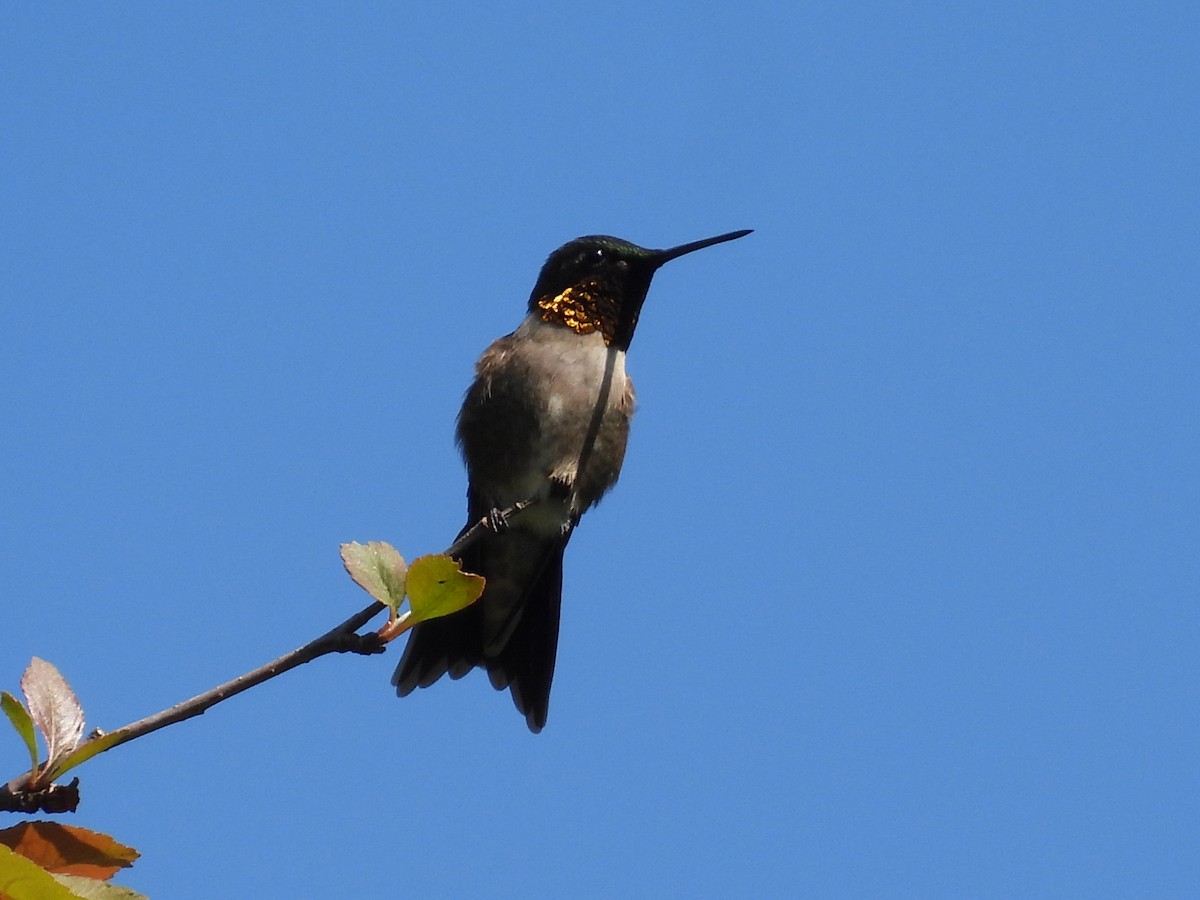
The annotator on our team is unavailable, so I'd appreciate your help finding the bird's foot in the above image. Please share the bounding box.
[486,506,511,533]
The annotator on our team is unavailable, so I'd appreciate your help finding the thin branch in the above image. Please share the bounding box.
[1,500,536,813]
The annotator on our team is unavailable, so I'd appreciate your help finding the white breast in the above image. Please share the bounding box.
[512,316,628,412]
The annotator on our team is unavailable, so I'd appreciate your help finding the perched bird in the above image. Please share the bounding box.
[393,229,752,731]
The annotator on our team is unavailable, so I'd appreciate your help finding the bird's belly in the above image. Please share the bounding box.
[461,319,633,531]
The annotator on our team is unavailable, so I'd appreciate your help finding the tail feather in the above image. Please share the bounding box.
[485,541,564,733]
[392,525,568,733]
[392,610,480,691]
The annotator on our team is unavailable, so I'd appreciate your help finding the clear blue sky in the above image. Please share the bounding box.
[3,4,1197,897]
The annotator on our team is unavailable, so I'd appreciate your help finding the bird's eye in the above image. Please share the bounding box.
[577,247,606,268]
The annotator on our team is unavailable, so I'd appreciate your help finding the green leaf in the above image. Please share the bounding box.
[0,843,82,900]
[340,542,408,614]
[44,731,127,783]
[2,691,39,777]
[406,555,485,624]
[52,874,146,899]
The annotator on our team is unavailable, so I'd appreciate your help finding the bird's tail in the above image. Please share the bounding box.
[392,526,567,733]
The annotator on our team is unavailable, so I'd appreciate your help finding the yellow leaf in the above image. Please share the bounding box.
[0,842,82,899]
[406,555,485,623]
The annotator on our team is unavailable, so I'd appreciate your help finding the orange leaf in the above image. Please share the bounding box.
[0,821,139,880]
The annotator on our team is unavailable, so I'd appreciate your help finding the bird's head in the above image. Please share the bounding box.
[527,229,752,350]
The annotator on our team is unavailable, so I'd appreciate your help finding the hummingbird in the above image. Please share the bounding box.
[392,228,752,732]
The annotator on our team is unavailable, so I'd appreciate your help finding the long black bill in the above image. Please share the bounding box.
[613,228,752,350]
[653,229,753,266]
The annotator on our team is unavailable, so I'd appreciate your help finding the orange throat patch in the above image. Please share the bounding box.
[534,280,621,345]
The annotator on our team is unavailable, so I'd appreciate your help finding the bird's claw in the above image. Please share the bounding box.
[487,507,511,532]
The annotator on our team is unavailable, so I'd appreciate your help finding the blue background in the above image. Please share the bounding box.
[3,4,1197,897]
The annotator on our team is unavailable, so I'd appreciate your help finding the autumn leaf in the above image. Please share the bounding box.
[0,822,139,880]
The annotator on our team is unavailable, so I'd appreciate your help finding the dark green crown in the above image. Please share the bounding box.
[527,230,752,349]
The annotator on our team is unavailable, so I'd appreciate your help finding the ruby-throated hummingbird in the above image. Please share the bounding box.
[393,228,752,732]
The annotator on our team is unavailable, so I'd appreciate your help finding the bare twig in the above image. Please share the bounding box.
[1,500,536,813]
